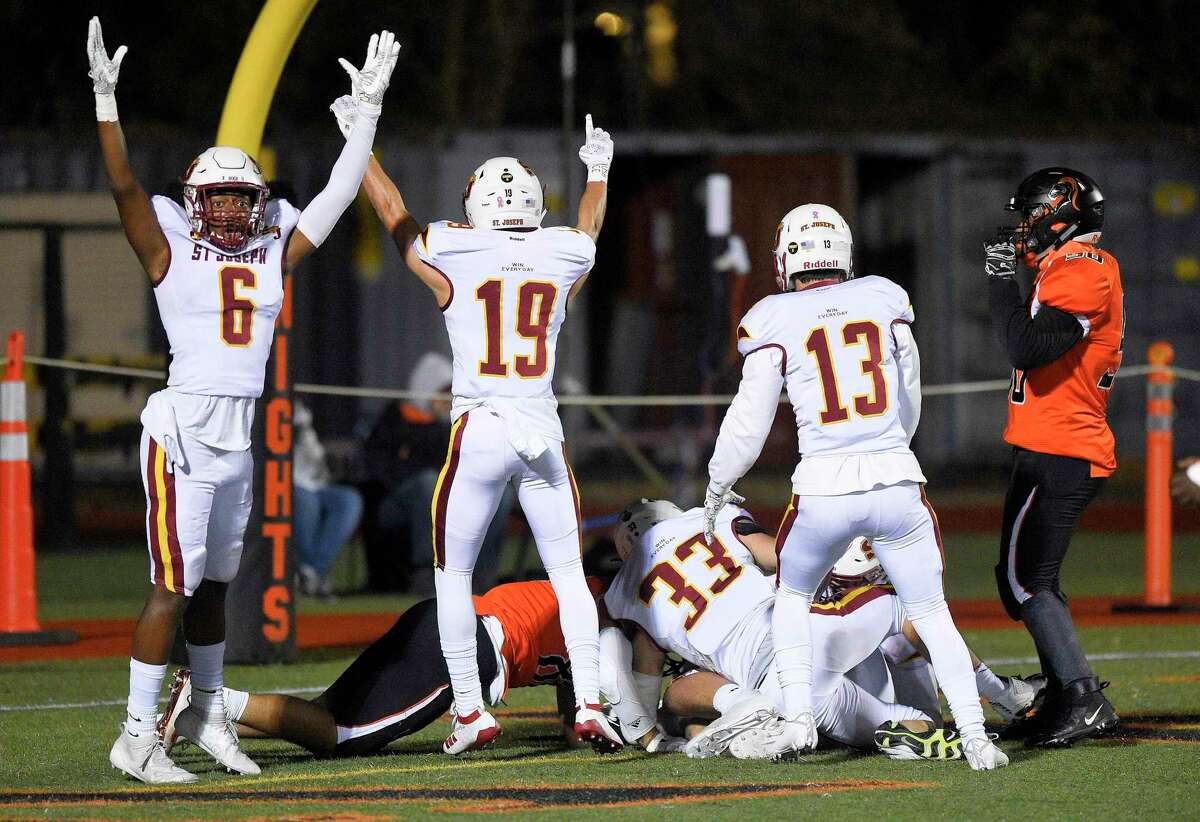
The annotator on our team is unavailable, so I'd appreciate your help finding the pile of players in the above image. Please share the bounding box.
[86,17,1123,784]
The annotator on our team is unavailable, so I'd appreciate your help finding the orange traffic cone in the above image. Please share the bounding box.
[1,331,75,646]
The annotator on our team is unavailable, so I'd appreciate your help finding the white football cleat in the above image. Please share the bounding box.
[990,674,1046,721]
[574,703,624,754]
[765,712,818,762]
[110,724,198,784]
[174,705,260,775]
[443,708,501,755]
[726,720,783,760]
[964,736,1010,770]
[157,668,192,753]
[685,692,778,759]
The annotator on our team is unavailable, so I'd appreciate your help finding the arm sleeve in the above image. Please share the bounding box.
[989,277,1085,371]
[295,105,380,248]
[708,347,785,493]
[892,322,921,444]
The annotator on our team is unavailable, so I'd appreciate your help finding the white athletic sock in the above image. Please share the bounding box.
[905,598,985,739]
[186,641,226,719]
[435,567,484,715]
[223,687,250,722]
[772,584,815,719]
[974,662,1007,703]
[545,554,600,705]
[713,683,744,715]
[126,658,167,736]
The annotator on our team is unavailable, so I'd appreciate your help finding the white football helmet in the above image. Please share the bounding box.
[772,203,853,291]
[181,146,269,252]
[828,537,885,589]
[462,156,546,229]
[613,499,684,560]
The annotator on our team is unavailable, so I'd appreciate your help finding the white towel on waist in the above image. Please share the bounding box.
[140,390,186,473]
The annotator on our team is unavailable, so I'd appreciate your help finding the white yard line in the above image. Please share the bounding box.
[0,686,324,714]
[3,649,1200,713]
[988,650,1200,666]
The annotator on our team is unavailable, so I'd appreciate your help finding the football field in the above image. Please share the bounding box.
[2,532,1198,820]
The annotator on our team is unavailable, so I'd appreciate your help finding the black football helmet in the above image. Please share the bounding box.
[999,168,1104,258]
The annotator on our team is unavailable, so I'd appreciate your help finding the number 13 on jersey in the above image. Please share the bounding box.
[476,279,558,378]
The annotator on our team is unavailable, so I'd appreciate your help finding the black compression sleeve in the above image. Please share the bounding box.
[988,277,1085,371]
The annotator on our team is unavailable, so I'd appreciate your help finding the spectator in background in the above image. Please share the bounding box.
[294,400,364,598]
[366,352,514,595]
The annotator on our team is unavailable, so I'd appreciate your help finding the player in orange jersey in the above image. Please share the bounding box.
[158,573,675,758]
[984,167,1122,748]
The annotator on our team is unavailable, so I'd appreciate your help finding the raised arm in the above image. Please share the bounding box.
[567,114,614,300]
[329,97,450,307]
[87,18,168,283]
[284,31,400,274]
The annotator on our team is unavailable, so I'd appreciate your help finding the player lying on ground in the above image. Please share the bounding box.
[703,203,1007,769]
[600,500,1041,761]
[160,577,684,758]
[88,16,398,784]
[330,93,621,755]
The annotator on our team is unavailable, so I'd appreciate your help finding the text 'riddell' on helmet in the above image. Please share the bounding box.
[772,203,854,291]
[999,167,1104,257]
[462,157,547,230]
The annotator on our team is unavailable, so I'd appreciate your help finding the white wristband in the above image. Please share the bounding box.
[586,163,610,183]
[95,92,118,122]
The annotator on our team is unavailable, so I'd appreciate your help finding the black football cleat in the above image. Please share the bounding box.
[1027,677,1119,748]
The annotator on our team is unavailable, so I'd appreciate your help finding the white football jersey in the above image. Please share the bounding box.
[605,506,775,686]
[414,221,595,441]
[151,196,296,398]
[735,276,925,493]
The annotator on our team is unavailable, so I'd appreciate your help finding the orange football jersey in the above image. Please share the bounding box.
[1004,240,1124,476]
[473,578,603,692]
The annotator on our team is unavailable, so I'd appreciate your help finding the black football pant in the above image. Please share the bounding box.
[313,598,497,757]
[996,447,1105,689]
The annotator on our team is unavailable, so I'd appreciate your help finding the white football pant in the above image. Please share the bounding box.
[773,481,986,739]
[432,410,600,714]
[139,429,252,597]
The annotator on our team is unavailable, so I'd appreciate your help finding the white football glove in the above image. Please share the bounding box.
[578,114,614,182]
[703,481,745,545]
[330,94,358,140]
[86,16,126,121]
[644,728,688,754]
[337,30,401,112]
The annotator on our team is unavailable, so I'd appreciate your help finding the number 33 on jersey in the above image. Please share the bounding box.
[149,195,295,397]
[414,220,595,403]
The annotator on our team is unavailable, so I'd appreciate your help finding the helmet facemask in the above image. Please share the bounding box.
[997,169,1104,265]
[181,147,270,253]
[184,184,268,253]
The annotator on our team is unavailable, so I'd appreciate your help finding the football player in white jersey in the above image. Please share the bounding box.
[703,204,1008,769]
[331,95,621,754]
[88,18,399,783]
[603,501,1041,760]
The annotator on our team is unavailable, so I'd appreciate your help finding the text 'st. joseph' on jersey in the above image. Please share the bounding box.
[150,196,297,398]
[414,221,595,442]
[1005,241,1124,476]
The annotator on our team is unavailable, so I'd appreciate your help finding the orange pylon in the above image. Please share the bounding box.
[1,331,75,645]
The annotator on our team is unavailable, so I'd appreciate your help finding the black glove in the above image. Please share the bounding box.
[984,241,1017,280]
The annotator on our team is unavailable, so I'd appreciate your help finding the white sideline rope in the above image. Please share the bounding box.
[16,355,1199,405]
